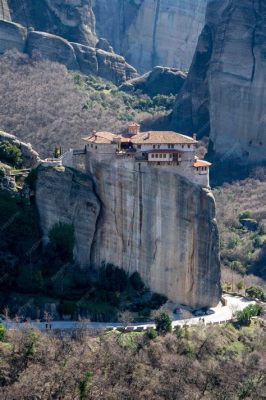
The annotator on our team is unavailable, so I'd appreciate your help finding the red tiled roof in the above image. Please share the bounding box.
[193,159,212,168]
[131,131,197,145]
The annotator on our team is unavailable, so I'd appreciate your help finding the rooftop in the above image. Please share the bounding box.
[193,159,212,168]
[131,131,197,145]
[83,130,197,145]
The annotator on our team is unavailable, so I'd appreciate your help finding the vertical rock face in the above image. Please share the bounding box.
[36,161,221,308]
[92,0,208,73]
[8,0,97,46]
[171,0,266,162]
[0,0,11,20]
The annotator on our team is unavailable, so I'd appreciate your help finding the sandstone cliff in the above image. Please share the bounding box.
[170,0,266,162]
[0,19,138,85]
[36,161,221,308]
[8,0,97,46]
[93,0,208,73]
[0,0,10,20]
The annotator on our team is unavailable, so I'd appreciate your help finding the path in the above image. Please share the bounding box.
[3,295,255,332]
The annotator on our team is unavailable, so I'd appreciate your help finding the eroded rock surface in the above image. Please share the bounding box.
[8,0,97,46]
[93,0,208,73]
[170,0,266,162]
[120,66,187,96]
[0,20,26,54]
[36,160,221,308]
[0,0,11,20]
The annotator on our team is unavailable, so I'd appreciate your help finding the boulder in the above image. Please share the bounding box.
[0,20,27,54]
[27,31,79,70]
[96,37,114,53]
[96,49,127,85]
[120,66,187,96]
[71,42,98,75]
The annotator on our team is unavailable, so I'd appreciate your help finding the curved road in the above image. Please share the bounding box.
[3,295,255,332]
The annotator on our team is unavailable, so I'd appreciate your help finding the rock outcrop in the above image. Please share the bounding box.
[170,0,266,162]
[8,0,97,47]
[92,0,208,73]
[36,160,221,308]
[0,20,138,85]
[0,20,26,54]
[120,66,187,96]
[0,0,11,21]
[27,31,79,70]
[0,130,40,167]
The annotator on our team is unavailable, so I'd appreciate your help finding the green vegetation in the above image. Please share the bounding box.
[0,324,7,341]
[155,312,172,334]
[236,304,263,327]
[245,286,265,301]
[0,323,264,398]
[49,222,75,262]
[0,141,22,168]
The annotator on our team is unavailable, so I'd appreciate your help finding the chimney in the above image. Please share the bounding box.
[128,122,140,136]
[193,133,197,141]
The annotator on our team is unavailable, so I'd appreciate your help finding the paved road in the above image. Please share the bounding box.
[3,295,255,332]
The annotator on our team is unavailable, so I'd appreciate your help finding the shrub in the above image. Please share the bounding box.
[25,168,38,190]
[230,261,246,275]
[49,222,75,262]
[0,324,7,341]
[145,327,158,340]
[99,264,128,292]
[155,312,172,334]
[0,141,22,167]
[239,211,253,220]
[236,304,263,326]
[245,286,265,301]
[129,271,145,291]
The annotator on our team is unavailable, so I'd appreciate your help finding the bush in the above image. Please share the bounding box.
[245,286,265,301]
[25,168,38,190]
[239,211,253,220]
[98,264,128,292]
[0,324,7,341]
[155,312,172,334]
[236,304,263,326]
[49,222,75,262]
[145,327,158,340]
[129,271,145,291]
[0,141,22,167]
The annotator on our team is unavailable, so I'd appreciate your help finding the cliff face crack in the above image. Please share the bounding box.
[251,0,260,81]
[88,173,103,267]
[152,0,161,67]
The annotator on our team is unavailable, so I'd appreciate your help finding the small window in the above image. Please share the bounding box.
[95,146,97,150]
[182,145,184,148]
[160,154,163,158]
[157,145,160,149]
[137,145,141,149]
[188,144,191,149]
[156,154,158,158]
[168,144,171,149]
[163,154,166,158]
[91,144,93,148]
[171,144,174,149]
[151,154,154,158]
[153,145,156,149]
[196,167,199,171]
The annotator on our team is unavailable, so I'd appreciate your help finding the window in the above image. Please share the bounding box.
[159,154,162,158]
[137,145,141,149]
[153,145,156,149]
[163,154,166,158]
[171,144,174,149]
[151,154,154,158]
[182,145,184,148]
[196,167,199,171]
[95,146,97,149]
[155,154,158,158]
[157,145,160,149]
[188,144,191,149]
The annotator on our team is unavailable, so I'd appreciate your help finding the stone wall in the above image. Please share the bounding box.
[36,160,221,308]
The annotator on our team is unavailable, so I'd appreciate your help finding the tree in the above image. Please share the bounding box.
[155,312,172,334]
[245,286,265,301]
[49,222,75,262]
[129,271,145,291]
[236,304,263,326]
[0,141,22,167]
[236,281,244,293]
